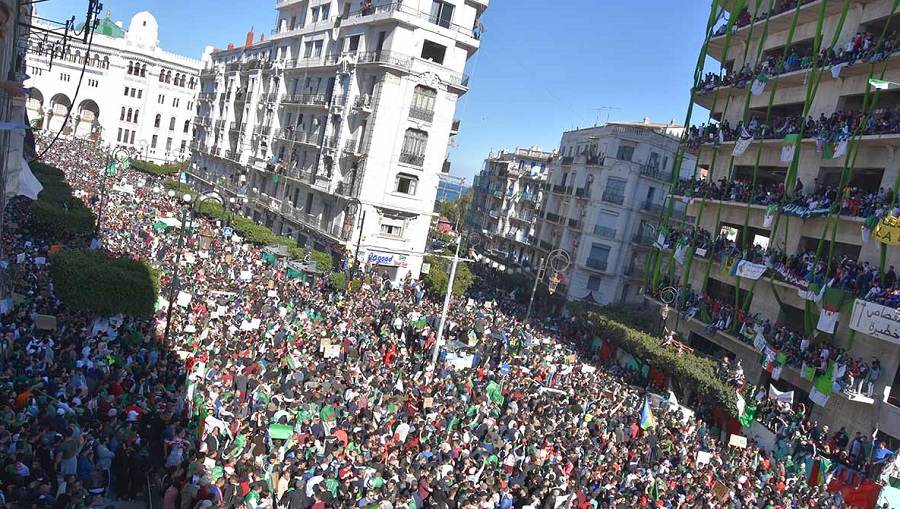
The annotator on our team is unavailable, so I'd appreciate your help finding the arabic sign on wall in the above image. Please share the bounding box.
[849,299,900,345]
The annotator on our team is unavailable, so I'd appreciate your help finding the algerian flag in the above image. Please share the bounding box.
[750,72,768,95]
[653,226,668,250]
[809,363,835,407]
[736,391,746,417]
[485,380,504,405]
[674,237,688,265]
[797,282,823,302]
[395,371,404,392]
[106,162,117,175]
[122,157,131,169]
[763,204,777,228]
[816,287,844,334]
[862,215,878,243]
[833,138,848,158]
[781,133,799,162]
[738,401,756,428]
[869,78,891,90]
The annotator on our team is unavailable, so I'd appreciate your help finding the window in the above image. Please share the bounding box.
[159,69,166,82]
[304,192,314,212]
[421,41,446,64]
[587,275,602,291]
[158,94,165,104]
[141,64,147,77]
[180,140,187,151]
[154,114,161,128]
[117,128,123,142]
[400,128,427,166]
[173,98,180,108]
[348,34,360,53]
[602,178,627,205]
[321,3,330,19]
[134,110,140,123]
[311,6,320,22]
[183,120,190,133]
[130,131,136,145]
[187,101,194,110]
[126,108,133,122]
[429,0,454,28]
[60,73,71,82]
[409,86,436,122]
[123,129,130,142]
[169,117,176,130]
[151,134,158,148]
[166,138,173,151]
[130,88,136,98]
[380,220,403,236]
[587,244,610,271]
[120,107,126,121]
[304,42,314,58]
[313,40,323,58]
[395,173,418,195]
[87,79,98,87]
[616,143,635,161]
[138,90,142,99]
[290,15,297,30]
[124,86,130,96]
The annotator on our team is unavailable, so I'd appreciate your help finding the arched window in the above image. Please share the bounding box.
[174,73,180,85]
[165,71,172,84]
[400,128,428,166]
[159,69,166,82]
[154,114,161,128]
[102,56,109,69]
[127,61,133,75]
[169,117,176,130]
[120,107,126,121]
[134,110,140,123]
[180,75,187,87]
[74,51,81,64]
[141,64,147,77]
[183,120,190,133]
[126,108,133,122]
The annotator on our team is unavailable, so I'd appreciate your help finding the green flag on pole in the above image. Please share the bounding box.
[106,162,117,175]
[869,78,891,90]
[738,403,757,428]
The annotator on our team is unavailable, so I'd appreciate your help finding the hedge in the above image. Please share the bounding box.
[30,163,95,241]
[567,302,737,415]
[130,159,186,176]
[163,179,331,269]
[50,249,160,316]
[327,272,347,290]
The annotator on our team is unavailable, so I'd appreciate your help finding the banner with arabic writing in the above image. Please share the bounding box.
[874,215,900,245]
[849,299,900,345]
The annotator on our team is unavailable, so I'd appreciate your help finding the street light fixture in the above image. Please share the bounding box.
[525,248,571,322]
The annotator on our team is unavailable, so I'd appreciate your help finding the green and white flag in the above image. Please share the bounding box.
[106,162,117,175]
[733,129,753,156]
[809,363,835,407]
[653,226,668,250]
[750,72,768,95]
[674,237,688,265]
[816,287,844,334]
[781,134,799,162]
[869,78,891,90]
[763,204,777,228]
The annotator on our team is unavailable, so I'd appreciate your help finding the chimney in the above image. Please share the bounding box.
[227,43,234,50]
[245,26,255,47]
[260,33,265,42]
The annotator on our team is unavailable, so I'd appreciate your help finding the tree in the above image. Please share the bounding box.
[423,252,473,297]
[438,187,474,226]
[50,249,159,316]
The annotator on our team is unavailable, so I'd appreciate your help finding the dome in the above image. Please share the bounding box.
[76,11,125,39]
[126,11,159,46]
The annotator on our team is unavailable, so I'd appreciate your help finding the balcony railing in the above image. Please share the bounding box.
[322,136,338,149]
[519,192,539,202]
[633,231,656,246]
[568,218,582,229]
[280,94,330,107]
[214,120,226,130]
[594,225,616,239]
[624,265,645,277]
[408,106,435,122]
[224,149,240,161]
[253,125,271,136]
[586,258,608,272]
[545,212,563,224]
[539,240,554,251]
[552,184,571,194]
[229,122,245,132]
[399,151,425,166]
[575,187,590,198]
[198,92,216,102]
[601,190,625,205]
[640,165,673,183]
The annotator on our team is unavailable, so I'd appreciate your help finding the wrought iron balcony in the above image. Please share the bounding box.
[399,151,425,167]
[586,258,608,272]
[601,190,625,205]
[594,225,616,239]
[408,106,435,122]
[640,165,673,183]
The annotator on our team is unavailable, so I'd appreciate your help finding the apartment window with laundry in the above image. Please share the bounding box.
[395,173,418,195]
[409,85,437,122]
[400,129,427,166]
[430,1,454,28]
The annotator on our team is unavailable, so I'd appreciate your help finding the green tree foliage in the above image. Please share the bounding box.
[568,302,737,415]
[438,187,473,226]
[50,249,159,316]
[30,163,95,242]
[423,252,473,297]
[327,272,347,290]
[308,250,334,271]
[130,159,184,176]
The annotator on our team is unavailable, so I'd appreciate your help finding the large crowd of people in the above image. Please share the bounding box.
[0,133,895,509]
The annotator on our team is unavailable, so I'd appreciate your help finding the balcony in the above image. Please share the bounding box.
[632,231,656,246]
[585,258,608,272]
[640,165,672,183]
[544,212,563,224]
[264,93,279,103]
[322,136,338,149]
[198,92,216,102]
[574,187,591,198]
[399,151,425,167]
[408,106,435,123]
[228,122,246,132]
[253,125,271,136]
[199,68,217,78]
[624,265,645,278]
[640,201,663,215]
[552,184,571,195]
[224,150,241,162]
[189,140,202,151]
[539,240,554,251]
[594,225,616,240]
[568,218,582,230]
[214,120,226,130]
[280,94,330,107]
[519,192,539,202]
[451,119,460,135]
[353,95,373,110]
[601,190,625,205]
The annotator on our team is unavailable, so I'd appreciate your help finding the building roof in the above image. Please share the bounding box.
[77,13,126,39]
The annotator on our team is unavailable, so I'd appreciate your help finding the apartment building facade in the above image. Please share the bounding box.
[25,11,202,163]
[670,0,900,440]
[536,120,693,305]
[471,147,553,269]
[187,0,486,281]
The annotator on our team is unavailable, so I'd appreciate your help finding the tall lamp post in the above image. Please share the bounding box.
[525,248,570,323]
[95,146,133,239]
[659,286,678,337]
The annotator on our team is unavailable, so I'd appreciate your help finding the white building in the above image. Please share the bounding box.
[471,147,554,267]
[187,0,487,281]
[535,119,695,305]
[24,10,202,163]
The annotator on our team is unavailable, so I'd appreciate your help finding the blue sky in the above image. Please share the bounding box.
[35,0,713,183]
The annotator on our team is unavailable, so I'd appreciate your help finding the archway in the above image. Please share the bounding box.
[47,93,72,134]
[76,99,100,138]
[26,88,44,129]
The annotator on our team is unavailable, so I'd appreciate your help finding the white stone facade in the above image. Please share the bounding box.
[24,11,201,163]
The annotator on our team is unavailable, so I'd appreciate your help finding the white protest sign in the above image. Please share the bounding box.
[849,298,900,345]
[176,291,192,307]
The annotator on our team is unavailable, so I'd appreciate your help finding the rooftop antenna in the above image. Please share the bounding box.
[593,106,621,126]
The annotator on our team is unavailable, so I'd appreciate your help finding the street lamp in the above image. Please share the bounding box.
[659,286,678,337]
[525,248,571,322]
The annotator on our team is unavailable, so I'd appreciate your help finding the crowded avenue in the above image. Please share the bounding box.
[1,134,898,509]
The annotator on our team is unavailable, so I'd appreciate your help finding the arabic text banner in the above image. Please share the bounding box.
[849,299,900,345]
